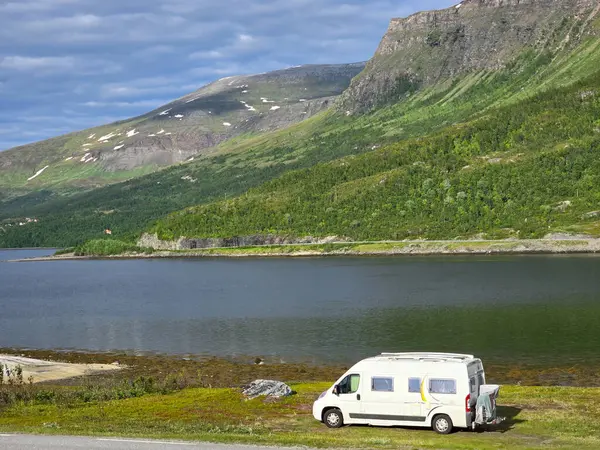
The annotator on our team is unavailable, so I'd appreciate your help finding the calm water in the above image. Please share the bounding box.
[1,250,600,366]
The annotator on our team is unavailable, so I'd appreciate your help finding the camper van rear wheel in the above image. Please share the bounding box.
[432,414,453,434]
[323,408,343,428]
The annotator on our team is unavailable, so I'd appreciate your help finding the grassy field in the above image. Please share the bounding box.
[1,351,600,449]
[1,382,599,448]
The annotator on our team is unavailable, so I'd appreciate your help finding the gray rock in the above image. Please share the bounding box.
[582,211,600,220]
[242,379,293,400]
[339,0,598,113]
[554,200,572,212]
[138,232,350,250]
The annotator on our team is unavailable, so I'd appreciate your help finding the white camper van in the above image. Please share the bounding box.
[313,352,499,434]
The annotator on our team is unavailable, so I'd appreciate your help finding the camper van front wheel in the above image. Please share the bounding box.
[432,414,453,434]
[323,409,343,428]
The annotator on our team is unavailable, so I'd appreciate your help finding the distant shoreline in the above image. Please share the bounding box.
[8,238,600,262]
[0,247,57,250]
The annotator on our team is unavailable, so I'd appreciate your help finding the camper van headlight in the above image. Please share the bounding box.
[318,391,327,400]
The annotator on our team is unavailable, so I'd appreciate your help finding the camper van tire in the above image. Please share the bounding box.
[432,414,454,434]
[323,408,344,428]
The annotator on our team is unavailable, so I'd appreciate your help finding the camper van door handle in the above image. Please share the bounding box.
[356,394,361,400]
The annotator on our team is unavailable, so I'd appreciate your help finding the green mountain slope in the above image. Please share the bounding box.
[2,0,600,248]
[151,72,600,242]
[0,63,364,200]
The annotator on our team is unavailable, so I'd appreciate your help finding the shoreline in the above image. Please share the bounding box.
[0,353,122,384]
[8,238,600,261]
[2,348,600,387]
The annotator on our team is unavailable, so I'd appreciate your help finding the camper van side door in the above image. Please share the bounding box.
[360,376,426,423]
[335,373,363,422]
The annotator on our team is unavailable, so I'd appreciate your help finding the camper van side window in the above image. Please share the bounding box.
[429,379,457,394]
[408,378,421,393]
[371,377,394,392]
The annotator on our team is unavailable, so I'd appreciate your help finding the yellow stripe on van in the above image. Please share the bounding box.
[420,378,427,403]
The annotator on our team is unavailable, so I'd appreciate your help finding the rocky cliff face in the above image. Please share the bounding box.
[341,0,600,112]
[138,232,348,250]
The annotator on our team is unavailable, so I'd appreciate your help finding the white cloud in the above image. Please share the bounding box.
[188,50,224,60]
[0,126,21,136]
[24,14,103,30]
[99,83,191,99]
[0,0,81,13]
[238,34,254,43]
[0,56,76,71]
[83,99,169,108]
[136,45,176,59]
[0,55,121,76]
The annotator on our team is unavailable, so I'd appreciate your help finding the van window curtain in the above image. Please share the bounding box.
[350,374,360,393]
[429,379,456,394]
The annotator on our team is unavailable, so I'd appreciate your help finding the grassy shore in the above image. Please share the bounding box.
[1,350,600,448]
[9,238,600,262]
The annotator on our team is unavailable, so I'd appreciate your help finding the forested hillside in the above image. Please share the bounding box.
[151,73,600,241]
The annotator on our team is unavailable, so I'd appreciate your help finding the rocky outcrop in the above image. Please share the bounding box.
[138,233,184,251]
[242,380,293,400]
[340,0,599,112]
[138,233,348,250]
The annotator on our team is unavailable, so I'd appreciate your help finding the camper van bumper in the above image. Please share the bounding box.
[466,411,474,428]
[312,399,324,422]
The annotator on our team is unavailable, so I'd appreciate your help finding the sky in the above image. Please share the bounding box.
[0,0,454,151]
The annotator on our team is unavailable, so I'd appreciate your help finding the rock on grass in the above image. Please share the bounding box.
[242,379,293,399]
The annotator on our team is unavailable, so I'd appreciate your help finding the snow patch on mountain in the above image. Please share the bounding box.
[28,166,49,181]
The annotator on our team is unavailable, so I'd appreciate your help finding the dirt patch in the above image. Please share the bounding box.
[0,354,122,383]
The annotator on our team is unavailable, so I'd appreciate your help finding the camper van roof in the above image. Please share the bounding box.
[372,352,476,363]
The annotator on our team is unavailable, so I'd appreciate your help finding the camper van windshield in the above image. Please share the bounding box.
[339,374,360,394]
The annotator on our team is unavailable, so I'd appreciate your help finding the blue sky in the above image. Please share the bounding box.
[0,0,454,151]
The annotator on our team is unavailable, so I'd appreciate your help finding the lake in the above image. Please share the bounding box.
[1,250,600,366]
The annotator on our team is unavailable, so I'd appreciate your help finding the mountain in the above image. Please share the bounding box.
[2,0,600,248]
[146,0,600,245]
[151,73,600,243]
[0,63,365,199]
[341,0,600,112]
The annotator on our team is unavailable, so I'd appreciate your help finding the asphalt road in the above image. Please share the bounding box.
[0,434,312,450]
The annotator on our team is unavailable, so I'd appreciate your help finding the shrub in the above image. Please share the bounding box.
[74,239,154,256]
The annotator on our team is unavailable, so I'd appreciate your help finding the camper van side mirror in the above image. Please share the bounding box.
[333,385,340,396]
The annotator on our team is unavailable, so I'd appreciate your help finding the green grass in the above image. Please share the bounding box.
[1,384,599,449]
[1,350,599,448]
